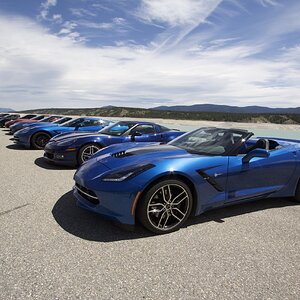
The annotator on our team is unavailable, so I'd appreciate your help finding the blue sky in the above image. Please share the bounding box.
[0,0,300,110]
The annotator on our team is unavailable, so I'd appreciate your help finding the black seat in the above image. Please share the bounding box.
[246,138,269,153]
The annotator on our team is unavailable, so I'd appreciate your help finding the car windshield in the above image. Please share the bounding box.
[98,121,136,136]
[32,115,45,120]
[169,127,252,155]
[59,118,83,127]
[21,114,36,119]
[38,116,52,122]
[53,117,72,124]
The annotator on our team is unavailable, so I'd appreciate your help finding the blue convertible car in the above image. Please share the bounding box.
[13,117,110,149]
[44,121,185,166]
[73,127,300,234]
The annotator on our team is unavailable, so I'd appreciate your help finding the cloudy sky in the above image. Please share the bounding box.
[0,0,300,110]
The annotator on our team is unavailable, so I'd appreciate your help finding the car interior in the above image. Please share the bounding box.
[239,138,282,154]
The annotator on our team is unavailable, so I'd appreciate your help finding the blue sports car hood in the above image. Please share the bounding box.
[52,131,97,142]
[92,144,192,170]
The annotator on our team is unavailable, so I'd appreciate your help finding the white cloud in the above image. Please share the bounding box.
[136,0,222,50]
[76,18,128,31]
[57,21,86,43]
[0,14,300,110]
[70,8,97,18]
[257,0,278,7]
[39,0,57,20]
[137,0,221,26]
[52,14,63,23]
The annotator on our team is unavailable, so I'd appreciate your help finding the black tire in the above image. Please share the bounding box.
[31,132,52,150]
[137,179,193,234]
[78,143,102,165]
[294,180,300,202]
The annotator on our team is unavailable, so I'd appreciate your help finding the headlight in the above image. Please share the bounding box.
[102,164,155,182]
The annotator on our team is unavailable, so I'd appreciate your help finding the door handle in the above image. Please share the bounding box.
[214,173,223,177]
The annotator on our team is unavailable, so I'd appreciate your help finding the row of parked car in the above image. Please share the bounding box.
[1,112,300,234]
[0,113,184,166]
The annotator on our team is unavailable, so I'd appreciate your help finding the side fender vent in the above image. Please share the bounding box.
[197,170,224,192]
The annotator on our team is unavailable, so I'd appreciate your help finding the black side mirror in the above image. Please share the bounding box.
[242,149,270,164]
[130,131,142,141]
[133,131,142,136]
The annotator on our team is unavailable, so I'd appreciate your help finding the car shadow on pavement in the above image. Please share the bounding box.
[34,157,76,170]
[52,191,299,242]
[187,197,298,226]
[52,191,153,242]
[2,129,12,135]
[6,144,28,150]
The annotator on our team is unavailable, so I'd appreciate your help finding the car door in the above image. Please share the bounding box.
[129,124,162,143]
[226,147,297,202]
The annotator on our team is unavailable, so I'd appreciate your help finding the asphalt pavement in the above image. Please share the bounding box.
[0,129,299,300]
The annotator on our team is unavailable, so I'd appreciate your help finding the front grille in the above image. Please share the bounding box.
[44,152,54,159]
[75,183,99,205]
[111,150,133,158]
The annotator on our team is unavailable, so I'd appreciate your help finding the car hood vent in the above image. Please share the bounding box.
[111,150,133,158]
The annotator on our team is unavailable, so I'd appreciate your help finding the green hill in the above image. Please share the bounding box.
[20,106,300,125]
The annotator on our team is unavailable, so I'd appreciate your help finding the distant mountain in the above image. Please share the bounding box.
[20,106,300,124]
[0,108,14,112]
[153,104,300,114]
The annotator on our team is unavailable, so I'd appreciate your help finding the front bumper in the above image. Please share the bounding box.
[73,165,143,226]
[10,126,24,134]
[13,133,30,148]
[44,143,78,166]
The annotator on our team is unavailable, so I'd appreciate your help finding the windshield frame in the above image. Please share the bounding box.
[168,127,253,156]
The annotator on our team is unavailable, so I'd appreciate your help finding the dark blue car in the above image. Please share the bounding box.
[73,127,300,234]
[14,117,110,149]
[44,121,185,166]
[0,114,20,127]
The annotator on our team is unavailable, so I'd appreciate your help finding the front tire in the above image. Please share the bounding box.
[78,143,102,165]
[137,179,193,234]
[31,132,51,150]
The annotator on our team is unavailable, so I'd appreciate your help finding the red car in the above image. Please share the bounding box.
[5,114,45,128]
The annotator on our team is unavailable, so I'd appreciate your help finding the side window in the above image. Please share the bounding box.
[131,125,155,135]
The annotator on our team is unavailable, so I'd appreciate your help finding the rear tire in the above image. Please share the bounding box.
[78,143,102,165]
[31,132,51,150]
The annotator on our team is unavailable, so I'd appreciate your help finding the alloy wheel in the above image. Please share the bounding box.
[146,183,190,231]
[81,145,101,162]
